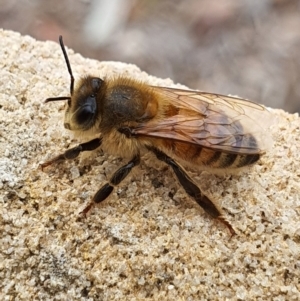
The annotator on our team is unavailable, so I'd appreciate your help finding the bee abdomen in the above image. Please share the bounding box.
[233,153,260,168]
[204,151,260,168]
[160,140,260,169]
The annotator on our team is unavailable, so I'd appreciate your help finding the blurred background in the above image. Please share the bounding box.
[1,0,300,112]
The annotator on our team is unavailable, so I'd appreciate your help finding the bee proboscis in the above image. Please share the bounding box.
[41,36,273,235]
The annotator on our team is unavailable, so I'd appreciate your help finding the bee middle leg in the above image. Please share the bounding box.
[81,154,140,215]
[40,138,102,170]
[148,147,235,235]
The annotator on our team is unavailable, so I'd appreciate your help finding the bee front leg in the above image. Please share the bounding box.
[40,138,102,170]
[148,147,236,236]
[81,154,140,215]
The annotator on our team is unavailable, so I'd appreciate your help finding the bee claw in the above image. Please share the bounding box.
[80,203,93,217]
[217,216,237,237]
[39,161,52,171]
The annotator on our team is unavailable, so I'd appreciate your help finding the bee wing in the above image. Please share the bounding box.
[133,87,274,154]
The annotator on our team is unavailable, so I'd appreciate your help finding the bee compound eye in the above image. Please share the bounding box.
[76,106,95,124]
[76,95,97,125]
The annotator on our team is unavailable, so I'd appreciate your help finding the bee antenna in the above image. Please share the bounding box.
[59,35,74,96]
[45,96,71,103]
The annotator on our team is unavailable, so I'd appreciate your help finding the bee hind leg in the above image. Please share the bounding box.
[148,146,236,236]
[81,154,140,215]
[40,138,102,170]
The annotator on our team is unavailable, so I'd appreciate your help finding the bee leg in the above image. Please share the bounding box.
[81,154,140,215]
[149,147,236,236]
[40,138,102,170]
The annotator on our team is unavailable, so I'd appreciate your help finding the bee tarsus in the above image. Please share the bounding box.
[40,138,102,170]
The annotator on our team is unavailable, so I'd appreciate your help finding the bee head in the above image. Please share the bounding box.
[45,36,104,132]
[63,75,104,132]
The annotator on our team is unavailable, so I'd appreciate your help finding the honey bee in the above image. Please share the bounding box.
[41,36,273,235]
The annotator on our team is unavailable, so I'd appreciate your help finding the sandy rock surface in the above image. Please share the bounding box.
[0,30,300,300]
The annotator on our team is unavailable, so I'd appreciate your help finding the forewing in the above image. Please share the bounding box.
[133,87,274,154]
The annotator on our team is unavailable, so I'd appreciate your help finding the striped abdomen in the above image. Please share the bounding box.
[160,139,260,169]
